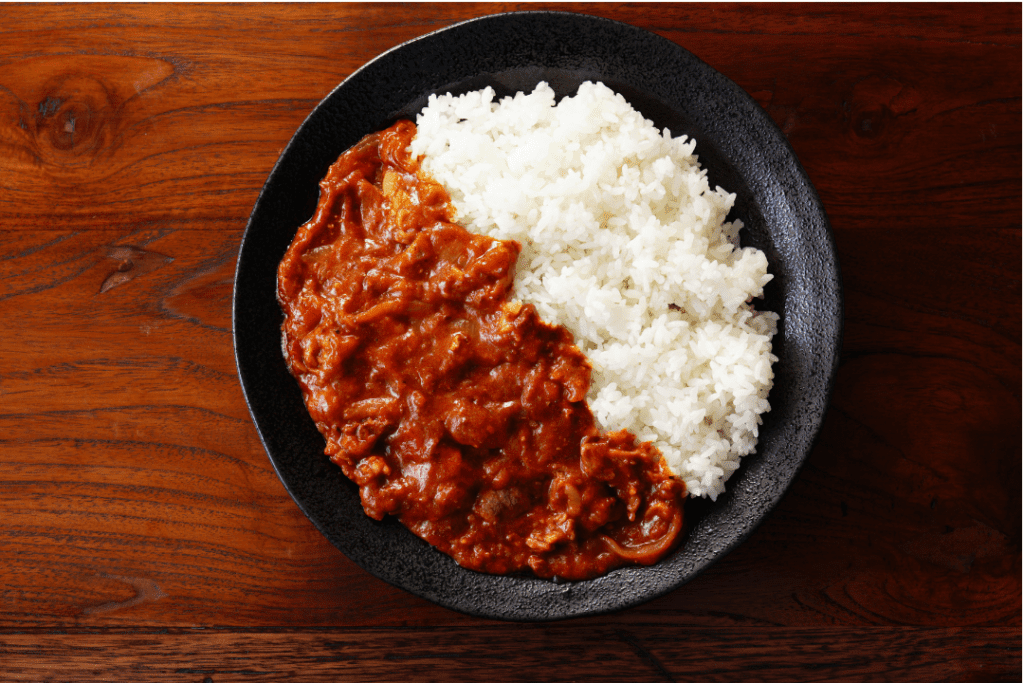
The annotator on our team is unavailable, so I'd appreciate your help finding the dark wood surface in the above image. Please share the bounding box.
[1,3,1019,680]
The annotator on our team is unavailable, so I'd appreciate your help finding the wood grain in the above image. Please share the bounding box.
[0,3,1019,680]
[0,627,1018,682]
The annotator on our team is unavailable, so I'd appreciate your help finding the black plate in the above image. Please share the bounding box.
[233,11,842,621]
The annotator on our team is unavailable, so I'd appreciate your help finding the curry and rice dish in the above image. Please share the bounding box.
[277,82,777,580]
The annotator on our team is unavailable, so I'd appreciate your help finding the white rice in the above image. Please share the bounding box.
[409,81,778,500]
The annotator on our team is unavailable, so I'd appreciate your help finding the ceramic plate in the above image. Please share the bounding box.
[233,11,842,621]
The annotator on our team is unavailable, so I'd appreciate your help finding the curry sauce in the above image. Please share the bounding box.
[277,121,686,579]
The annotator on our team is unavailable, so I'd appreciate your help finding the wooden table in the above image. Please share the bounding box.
[1,3,1019,680]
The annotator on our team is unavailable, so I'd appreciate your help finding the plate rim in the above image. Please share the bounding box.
[233,9,843,621]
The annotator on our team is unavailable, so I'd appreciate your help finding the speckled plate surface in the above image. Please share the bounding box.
[233,11,842,621]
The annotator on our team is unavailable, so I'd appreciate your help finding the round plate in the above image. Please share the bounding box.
[233,11,842,621]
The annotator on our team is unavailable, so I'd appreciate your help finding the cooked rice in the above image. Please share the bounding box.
[409,81,777,499]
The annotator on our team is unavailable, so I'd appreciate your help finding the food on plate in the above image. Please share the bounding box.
[277,81,776,579]
[278,120,686,580]
[411,82,777,499]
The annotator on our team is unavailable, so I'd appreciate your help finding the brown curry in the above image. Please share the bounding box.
[277,120,686,580]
